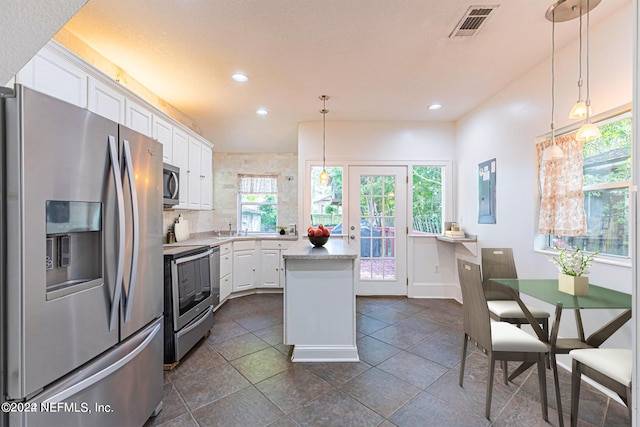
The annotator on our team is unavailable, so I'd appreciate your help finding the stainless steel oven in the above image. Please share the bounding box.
[163,163,180,206]
[163,245,219,364]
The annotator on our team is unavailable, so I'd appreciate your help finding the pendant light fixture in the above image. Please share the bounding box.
[318,95,330,185]
[542,7,564,161]
[575,0,601,141]
[568,4,590,119]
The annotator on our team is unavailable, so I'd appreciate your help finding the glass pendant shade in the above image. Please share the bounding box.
[542,142,564,161]
[568,101,590,119]
[575,122,601,141]
[319,169,330,185]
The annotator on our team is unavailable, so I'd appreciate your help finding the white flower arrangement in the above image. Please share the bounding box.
[547,247,598,277]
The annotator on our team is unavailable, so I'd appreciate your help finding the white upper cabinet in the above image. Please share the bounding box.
[88,76,126,123]
[16,46,87,108]
[125,99,153,137]
[172,128,189,209]
[200,143,213,210]
[187,136,203,210]
[152,115,173,163]
[14,41,214,210]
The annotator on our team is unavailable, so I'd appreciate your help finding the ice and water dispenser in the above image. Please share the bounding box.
[45,201,102,299]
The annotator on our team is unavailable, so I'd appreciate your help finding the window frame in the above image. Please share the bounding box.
[237,175,279,234]
[536,105,632,262]
[303,160,452,238]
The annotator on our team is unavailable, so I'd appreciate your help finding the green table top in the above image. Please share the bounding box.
[490,279,631,310]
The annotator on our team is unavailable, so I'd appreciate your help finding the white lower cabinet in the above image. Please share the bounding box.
[231,239,293,292]
[232,241,258,292]
[260,240,293,288]
[219,243,233,301]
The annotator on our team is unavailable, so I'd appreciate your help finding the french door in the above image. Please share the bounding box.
[348,166,407,295]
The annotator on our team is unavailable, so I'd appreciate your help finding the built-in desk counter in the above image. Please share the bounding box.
[283,238,359,362]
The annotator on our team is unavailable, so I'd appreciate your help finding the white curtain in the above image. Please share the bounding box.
[237,174,278,194]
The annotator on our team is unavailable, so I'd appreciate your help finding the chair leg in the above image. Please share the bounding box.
[502,361,508,384]
[551,354,564,427]
[459,334,468,387]
[570,359,581,427]
[486,355,495,420]
[537,354,548,422]
[625,387,632,424]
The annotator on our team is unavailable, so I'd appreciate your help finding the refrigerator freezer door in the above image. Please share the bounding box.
[119,125,163,340]
[5,87,120,400]
[11,319,163,427]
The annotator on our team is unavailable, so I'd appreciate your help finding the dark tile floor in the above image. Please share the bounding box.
[145,294,629,427]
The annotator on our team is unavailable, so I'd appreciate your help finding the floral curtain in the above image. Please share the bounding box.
[537,132,586,236]
[237,174,278,194]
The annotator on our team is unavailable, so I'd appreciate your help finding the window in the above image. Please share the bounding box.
[309,166,343,231]
[411,166,443,234]
[238,175,278,233]
[548,111,631,257]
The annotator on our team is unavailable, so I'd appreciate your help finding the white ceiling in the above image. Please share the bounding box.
[61,0,629,153]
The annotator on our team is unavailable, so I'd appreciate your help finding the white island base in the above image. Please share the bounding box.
[283,238,359,362]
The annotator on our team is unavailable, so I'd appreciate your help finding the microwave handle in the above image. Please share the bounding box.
[122,139,139,323]
[108,136,125,332]
[169,171,179,199]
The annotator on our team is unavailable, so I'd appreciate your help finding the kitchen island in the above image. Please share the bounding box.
[283,238,359,362]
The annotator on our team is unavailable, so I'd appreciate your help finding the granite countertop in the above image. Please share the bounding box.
[283,237,358,260]
[163,233,298,249]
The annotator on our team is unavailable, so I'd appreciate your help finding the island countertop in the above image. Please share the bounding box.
[283,237,358,260]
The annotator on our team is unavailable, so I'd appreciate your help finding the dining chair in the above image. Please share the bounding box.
[457,259,549,421]
[569,348,632,427]
[481,248,551,336]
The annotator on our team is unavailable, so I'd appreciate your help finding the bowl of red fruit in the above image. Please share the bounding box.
[307,224,330,247]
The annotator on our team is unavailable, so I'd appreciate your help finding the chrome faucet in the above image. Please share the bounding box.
[228,220,232,236]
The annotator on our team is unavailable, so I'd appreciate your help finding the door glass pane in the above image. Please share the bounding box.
[359,174,396,281]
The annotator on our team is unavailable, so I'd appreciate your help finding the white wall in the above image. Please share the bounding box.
[297,120,462,297]
[456,4,633,350]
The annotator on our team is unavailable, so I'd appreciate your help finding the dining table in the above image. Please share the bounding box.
[490,278,631,427]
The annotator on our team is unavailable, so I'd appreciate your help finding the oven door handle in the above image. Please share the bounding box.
[122,139,139,323]
[108,135,125,332]
[174,248,214,265]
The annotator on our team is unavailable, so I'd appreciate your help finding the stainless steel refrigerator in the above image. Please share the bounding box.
[0,85,164,426]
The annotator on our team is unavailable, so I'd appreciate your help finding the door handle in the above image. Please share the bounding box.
[350,235,355,240]
[108,136,124,332]
[122,139,139,323]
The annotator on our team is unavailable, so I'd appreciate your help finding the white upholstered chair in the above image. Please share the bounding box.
[569,348,632,427]
[457,259,549,421]
[481,248,551,337]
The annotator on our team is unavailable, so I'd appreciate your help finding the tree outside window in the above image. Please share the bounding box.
[412,166,443,234]
[550,111,631,257]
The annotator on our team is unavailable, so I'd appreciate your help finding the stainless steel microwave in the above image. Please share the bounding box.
[163,163,180,206]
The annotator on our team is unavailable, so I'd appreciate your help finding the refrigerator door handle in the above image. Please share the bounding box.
[122,139,139,323]
[40,322,162,404]
[108,135,125,331]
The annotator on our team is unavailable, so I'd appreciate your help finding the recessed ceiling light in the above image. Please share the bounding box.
[256,108,268,115]
[428,103,442,110]
[232,73,249,82]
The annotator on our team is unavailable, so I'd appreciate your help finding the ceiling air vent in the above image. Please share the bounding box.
[449,5,499,38]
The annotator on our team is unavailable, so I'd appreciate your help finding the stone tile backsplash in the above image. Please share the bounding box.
[163,152,298,239]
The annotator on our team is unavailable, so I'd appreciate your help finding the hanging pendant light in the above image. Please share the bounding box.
[318,95,330,185]
[575,0,601,141]
[542,7,564,161]
[568,4,591,119]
